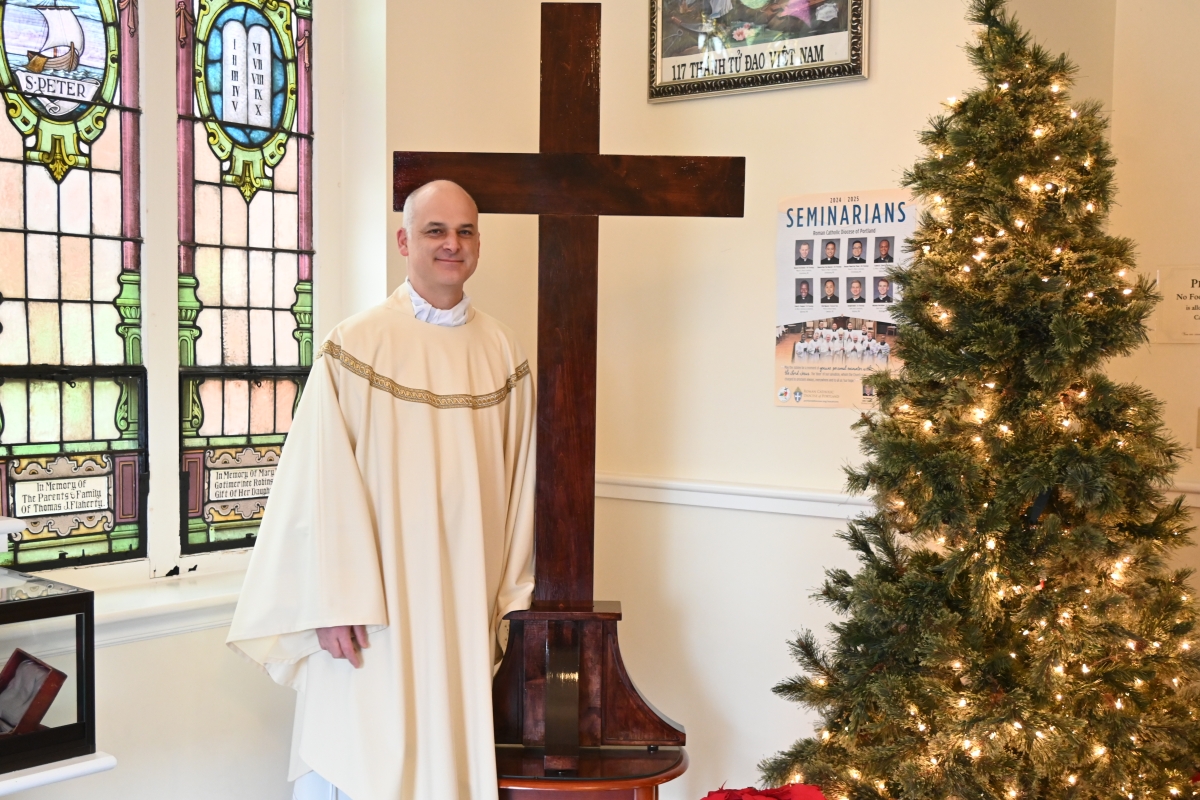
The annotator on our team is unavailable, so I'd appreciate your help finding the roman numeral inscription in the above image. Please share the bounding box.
[221,22,273,128]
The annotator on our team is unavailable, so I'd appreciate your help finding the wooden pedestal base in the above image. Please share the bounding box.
[493,602,685,764]
[497,746,687,799]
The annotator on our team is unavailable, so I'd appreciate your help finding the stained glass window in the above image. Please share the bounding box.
[0,0,145,569]
[177,0,312,553]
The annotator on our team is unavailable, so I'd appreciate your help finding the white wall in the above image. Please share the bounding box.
[1006,0,1116,111]
[1007,0,1200,488]
[315,0,390,337]
[1106,0,1200,485]
[20,2,1200,799]
[22,628,294,800]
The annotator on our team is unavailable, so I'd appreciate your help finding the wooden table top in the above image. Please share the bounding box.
[496,746,687,790]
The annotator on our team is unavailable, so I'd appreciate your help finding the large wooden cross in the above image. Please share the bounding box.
[395,4,744,794]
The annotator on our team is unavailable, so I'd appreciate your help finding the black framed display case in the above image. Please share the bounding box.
[0,569,95,774]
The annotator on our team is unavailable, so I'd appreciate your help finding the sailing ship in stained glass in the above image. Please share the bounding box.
[0,0,145,568]
[177,0,313,553]
[22,2,85,74]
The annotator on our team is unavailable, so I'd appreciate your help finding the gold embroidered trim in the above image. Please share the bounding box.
[318,340,530,410]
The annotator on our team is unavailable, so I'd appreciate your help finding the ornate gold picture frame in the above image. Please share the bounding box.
[649,0,868,102]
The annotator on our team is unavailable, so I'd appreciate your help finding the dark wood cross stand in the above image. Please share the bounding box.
[394,5,745,798]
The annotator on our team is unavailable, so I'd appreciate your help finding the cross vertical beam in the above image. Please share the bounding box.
[535,4,602,606]
[540,3,600,156]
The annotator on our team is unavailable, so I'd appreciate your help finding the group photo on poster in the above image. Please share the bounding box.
[775,189,916,408]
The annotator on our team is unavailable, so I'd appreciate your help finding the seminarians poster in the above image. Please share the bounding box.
[775,188,917,408]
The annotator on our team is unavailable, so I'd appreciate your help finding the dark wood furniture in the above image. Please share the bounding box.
[498,746,688,800]
[0,571,95,774]
[394,4,745,796]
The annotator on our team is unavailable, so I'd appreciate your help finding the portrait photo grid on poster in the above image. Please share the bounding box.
[775,189,917,408]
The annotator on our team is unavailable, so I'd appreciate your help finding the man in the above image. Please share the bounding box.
[228,181,536,800]
[876,238,894,263]
[821,279,839,303]
[795,279,813,304]
[874,278,894,303]
[795,241,813,265]
[847,279,865,303]
[821,241,839,265]
[847,336,862,362]
[847,240,866,264]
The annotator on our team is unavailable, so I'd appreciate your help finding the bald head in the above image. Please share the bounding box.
[397,180,481,310]
[402,180,478,234]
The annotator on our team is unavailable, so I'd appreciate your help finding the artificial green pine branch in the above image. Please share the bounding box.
[762,2,1200,799]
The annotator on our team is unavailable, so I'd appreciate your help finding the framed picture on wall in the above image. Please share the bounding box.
[649,0,868,102]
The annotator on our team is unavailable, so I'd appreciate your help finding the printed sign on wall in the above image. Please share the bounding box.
[1150,267,1200,344]
[775,188,917,408]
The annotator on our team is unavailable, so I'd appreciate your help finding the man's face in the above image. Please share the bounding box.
[877,280,890,296]
[879,239,891,257]
[799,282,809,297]
[397,183,480,297]
[824,280,836,295]
[825,242,836,258]
[850,281,862,297]
[852,242,863,257]
[799,243,810,259]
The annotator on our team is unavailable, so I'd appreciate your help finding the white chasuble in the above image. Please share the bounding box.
[228,288,536,800]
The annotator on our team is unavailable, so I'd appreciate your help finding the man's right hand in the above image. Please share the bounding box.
[316,625,370,668]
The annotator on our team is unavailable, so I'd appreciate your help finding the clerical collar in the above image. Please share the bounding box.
[403,280,471,327]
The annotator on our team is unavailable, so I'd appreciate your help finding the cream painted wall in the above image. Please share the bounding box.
[594,502,855,797]
[1006,0,1117,110]
[21,628,294,800]
[1005,0,1200,487]
[1106,0,1200,484]
[313,0,390,338]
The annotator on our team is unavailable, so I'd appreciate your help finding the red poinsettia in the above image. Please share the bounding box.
[703,784,828,800]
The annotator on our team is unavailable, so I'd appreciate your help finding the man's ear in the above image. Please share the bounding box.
[397,228,410,257]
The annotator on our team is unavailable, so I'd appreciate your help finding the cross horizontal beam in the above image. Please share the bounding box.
[393,152,745,218]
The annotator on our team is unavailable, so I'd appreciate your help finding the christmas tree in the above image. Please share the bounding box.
[761,3,1200,800]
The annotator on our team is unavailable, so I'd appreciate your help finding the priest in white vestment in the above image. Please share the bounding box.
[228,181,536,800]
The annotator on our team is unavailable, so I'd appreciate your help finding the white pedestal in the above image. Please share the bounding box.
[0,752,116,796]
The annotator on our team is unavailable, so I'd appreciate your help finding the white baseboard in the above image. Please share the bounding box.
[598,473,1200,516]
[0,752,116,796]
[595,472,872,520]
[1174,482,1200,509]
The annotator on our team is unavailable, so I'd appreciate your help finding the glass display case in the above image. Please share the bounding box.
[0,568,94,773]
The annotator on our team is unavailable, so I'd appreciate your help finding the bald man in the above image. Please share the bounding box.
[230,181,536,800]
